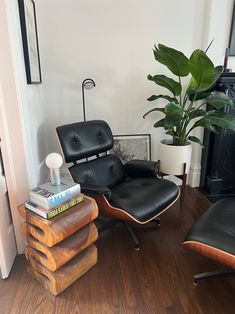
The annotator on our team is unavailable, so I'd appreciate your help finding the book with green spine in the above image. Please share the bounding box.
[25,194,84,219]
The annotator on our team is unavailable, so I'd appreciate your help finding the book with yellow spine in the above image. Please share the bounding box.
[25,194,84,219]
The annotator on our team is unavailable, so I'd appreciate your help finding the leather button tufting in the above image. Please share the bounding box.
[72,136,79,144]
[56,121,114,162]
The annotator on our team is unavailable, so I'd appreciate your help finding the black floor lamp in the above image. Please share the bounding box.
[82,78,96,121]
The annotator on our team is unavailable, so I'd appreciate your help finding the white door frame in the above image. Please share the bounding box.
[0,133,17,278]
[0,0,30,254]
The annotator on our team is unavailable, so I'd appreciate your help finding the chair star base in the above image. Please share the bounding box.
[193,269,235,285]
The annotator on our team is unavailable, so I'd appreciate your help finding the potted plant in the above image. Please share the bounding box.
[144,44,235,175]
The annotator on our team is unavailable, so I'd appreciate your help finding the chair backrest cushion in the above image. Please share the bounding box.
[56,120,113,163]
[69,154,127,187]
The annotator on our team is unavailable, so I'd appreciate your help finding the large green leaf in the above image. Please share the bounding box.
[187,67,222,95]
[188,136,204,146]
[143,107,165,119]
[207,91,234,109]
[163,102,182,129]
[148,74,181,96]
[147,94,177,102]
[188,108,207,119]
[154,118,165,128]
[166,130,177,137]
[164,112,182,129]
[189,49,213,84]
[204,125,219,133]
[153,44,189,77]
[188,90,212,101]
[194,111,235,131]
[187,49,223,93]
[165,102,182,113]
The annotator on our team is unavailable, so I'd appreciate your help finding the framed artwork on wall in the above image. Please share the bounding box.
[18,0,42,84]
[110,134,151,164]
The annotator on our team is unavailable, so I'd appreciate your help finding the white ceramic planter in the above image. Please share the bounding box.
[158,139,192,176]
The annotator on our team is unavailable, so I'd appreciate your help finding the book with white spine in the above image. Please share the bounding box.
[30,180,80,210]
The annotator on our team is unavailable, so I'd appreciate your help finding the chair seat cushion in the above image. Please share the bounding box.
[184,198,235,268]
[109,177,179,223]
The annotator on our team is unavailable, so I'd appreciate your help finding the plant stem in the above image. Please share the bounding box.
[179,76,182,107]
[185,124,196,140]
[182,94,188,110]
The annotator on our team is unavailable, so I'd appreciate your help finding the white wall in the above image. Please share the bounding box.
[205,0,234,67]
[8,0,235,189]
[33,0,208,184]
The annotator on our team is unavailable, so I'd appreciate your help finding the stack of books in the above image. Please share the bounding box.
[25,180,83,219]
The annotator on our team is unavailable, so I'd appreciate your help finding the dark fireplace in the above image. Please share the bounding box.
[200,72,235,202]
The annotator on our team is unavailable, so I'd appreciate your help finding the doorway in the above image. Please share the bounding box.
[0,0,31,277]
[0,137,17,278]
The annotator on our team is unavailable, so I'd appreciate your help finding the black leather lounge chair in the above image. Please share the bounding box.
[184,198,235,284]
[56,120,179,249]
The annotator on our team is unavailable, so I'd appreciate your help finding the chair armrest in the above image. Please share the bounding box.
[80,183,112,200]
[124,159,158,178]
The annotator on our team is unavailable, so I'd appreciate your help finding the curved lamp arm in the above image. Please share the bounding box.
[82,78,96,121]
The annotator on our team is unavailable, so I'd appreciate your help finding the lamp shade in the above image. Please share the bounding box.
[45,153,63,186]
[45,153,63,169]
[82,78,95,90]
[81,78,96,121]
[84,81,95,89]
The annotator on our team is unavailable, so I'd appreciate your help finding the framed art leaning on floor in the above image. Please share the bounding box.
[110,134,151,163]
[18,0,42,84]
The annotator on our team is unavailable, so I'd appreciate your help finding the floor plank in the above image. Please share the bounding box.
[1,186,235,314]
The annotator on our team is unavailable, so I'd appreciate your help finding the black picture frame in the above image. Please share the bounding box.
[18,0,42,84]
[110,134,151,164]
[229,4,235,56]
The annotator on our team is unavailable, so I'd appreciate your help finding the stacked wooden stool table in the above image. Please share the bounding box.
[18,195,98,296]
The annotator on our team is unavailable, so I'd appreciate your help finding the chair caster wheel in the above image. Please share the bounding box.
[135,246,140,251]
[193,280,198,286]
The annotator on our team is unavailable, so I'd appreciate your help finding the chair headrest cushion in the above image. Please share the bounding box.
[56,120,114,162]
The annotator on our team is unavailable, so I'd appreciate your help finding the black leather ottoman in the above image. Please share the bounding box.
[183,198,235,284]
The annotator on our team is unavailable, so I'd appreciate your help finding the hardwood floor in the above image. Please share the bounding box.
[1,186,235,314]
